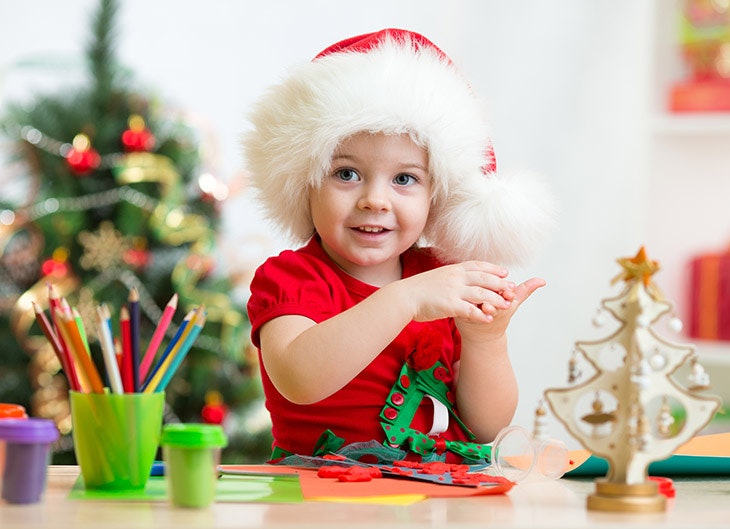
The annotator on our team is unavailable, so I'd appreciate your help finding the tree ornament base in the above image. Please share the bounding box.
[587,480,665,513]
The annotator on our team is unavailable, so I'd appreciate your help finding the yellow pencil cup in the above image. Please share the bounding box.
[70,391,164,490]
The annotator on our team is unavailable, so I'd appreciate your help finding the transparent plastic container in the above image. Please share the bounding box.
[490,425,569,482]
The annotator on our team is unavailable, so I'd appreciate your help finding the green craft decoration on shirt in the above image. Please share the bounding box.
[271,329,492,464]
[379,350,491,463]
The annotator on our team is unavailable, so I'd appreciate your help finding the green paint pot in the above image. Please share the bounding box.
[161,423,227,508]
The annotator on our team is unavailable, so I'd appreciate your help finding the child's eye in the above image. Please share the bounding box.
[335,168,360,182]
[393,173,417,186]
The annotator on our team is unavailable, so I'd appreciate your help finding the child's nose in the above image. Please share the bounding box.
[357,183,391,211]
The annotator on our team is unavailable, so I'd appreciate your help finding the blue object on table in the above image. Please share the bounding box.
[150,461,165,476]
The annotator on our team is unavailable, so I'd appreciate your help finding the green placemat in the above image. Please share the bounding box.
[566,454,730,478]
[69,474,304,503]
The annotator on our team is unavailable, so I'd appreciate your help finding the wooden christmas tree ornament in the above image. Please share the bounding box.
[544,247,721,512]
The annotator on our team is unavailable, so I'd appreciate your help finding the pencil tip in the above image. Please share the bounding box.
[129,287,139,302]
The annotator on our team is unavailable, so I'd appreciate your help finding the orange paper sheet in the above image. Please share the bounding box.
[227,465,513,499]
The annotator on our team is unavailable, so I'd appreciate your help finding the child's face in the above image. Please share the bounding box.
[310,132,431,285]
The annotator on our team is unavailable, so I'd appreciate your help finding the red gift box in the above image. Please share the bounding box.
[669,81,730,113]
[688,251,730,341]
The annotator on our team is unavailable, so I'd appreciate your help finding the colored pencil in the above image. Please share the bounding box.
[154,313,206,393]
[140,308,194,391]
[47,284,81,391]
[119,306,134,393]
[32,302,75,388]
[53,308,90,393]
[73,307,90,352]
[35,287,203,396]
[139,293,177,381]
[55,308,105,394]
[60,297,72,318]
[114,337,123,374]
[96,304,124,394]
[143,306,202,393]
[128,287,141,392]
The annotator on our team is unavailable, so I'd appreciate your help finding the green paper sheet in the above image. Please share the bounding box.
[68,474,304,503]
[566,454,730,478]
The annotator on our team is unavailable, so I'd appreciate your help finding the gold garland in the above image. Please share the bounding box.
[113,152,245,356]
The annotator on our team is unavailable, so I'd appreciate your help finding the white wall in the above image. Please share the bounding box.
[6,1,722,449]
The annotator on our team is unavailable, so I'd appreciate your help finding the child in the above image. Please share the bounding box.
[244,29,554,463]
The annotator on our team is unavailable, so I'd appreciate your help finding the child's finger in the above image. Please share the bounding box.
[462,261,509,278]
[513,277,547,305]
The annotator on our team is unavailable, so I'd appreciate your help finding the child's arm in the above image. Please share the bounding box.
[454,277,546,442]
[258,286,413,404]
[258,261,515,404]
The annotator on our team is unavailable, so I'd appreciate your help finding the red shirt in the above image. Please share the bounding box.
[247,237,470,456]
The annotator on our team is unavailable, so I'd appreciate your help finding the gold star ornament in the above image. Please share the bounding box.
[613,246,660,287]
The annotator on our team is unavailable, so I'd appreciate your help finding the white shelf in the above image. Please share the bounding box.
[653,113,730,135]
[692,339,730,366]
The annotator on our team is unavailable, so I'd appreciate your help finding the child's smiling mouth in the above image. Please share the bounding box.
[354,226,388,233]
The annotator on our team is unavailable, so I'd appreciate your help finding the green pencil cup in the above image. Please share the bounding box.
[161,423,227,508]
[70,391,165,490]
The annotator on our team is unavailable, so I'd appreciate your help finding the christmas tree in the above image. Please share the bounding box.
[544,247,721,512]
[0,0,271,463]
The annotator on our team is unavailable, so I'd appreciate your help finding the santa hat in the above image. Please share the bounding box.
[243,29,554,265]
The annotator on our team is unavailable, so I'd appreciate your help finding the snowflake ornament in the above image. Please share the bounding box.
[77,221,131,271]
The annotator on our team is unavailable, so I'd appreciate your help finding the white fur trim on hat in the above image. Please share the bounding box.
[243,30,554,266]
[425,168,555,265]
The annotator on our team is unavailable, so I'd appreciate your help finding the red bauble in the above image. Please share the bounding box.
[186,254,215,277]
[41,258,68,277]
[121,115,155,152]
[42,247,70,277]
[201,403,227,425]
[123,247,151,270]
[201,390,227,425]
[66,134,100,176]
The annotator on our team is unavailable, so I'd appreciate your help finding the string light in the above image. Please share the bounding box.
[10,122,121,170]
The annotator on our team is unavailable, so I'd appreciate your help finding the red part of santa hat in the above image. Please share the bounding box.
[244,28,554,265]
[316,29,448,66]
[315,29,498,175]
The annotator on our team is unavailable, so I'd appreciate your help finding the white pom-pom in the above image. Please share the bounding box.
[426,169,557,266]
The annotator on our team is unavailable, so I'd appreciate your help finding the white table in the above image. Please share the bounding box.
[0,466,728,528]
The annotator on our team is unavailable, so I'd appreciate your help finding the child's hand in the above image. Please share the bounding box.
[455,276,546,343]
[400,261,517,323]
